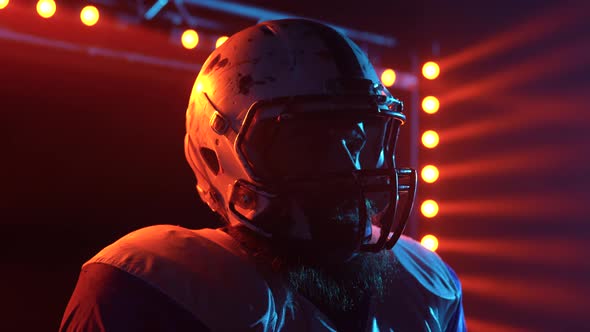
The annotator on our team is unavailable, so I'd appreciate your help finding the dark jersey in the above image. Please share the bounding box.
[60,225,466,331]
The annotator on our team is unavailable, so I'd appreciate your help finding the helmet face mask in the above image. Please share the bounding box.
[229,95,416,261]
[185,19,416,262]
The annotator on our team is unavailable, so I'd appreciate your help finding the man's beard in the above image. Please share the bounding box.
[226,224,399,313]
[285,249,398,312]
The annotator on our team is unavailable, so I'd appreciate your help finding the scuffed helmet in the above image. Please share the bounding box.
[185,19,416,261]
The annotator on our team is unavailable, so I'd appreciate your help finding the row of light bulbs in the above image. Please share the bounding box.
[0,0,230,49]
[0,0,100,26]
[181,29,229,50]
[379,61,442,251]
[419,61,440,251]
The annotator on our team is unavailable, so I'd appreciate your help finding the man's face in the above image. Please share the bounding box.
[238,103,401,262]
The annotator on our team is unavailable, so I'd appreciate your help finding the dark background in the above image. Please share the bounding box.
[1,0,589,331]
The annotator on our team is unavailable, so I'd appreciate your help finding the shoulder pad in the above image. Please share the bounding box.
[85,225,277,329]
[393,235,461,300]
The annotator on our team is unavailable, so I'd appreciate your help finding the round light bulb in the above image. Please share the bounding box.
[381,68,396,87]
[421,165,440,183]
[421,234,439,251]
[0,0,10,10]
[80,5,99,26]
[421,200,439,218]
[37,0,56,19]
[421,130,440,149]
[422,61,440,80]
[422,96,440,114]
[216,36,229,48]
[181,29,199,49]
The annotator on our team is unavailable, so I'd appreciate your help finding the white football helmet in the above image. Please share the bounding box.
[185,19,416,261]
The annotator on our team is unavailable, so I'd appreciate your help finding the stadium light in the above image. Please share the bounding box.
[421,130,440,149]
[381,68,396,87]
[421,199,439,218]
[181,29,199,49]
[421,234,439,251]
[216,36,229,48]
[422,96,440,114]
[80,5,99,26]
[37,0,56,19]
[422,61,440,80]
[421,165,439,183]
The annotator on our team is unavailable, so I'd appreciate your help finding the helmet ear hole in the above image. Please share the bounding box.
[199,147,220,175]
